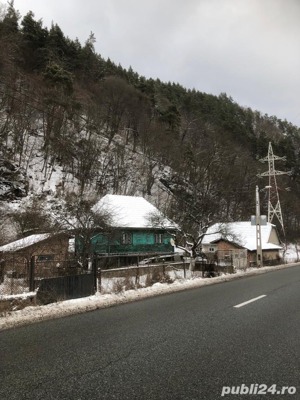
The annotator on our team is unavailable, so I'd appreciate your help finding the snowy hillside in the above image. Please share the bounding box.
[0,123,175,243]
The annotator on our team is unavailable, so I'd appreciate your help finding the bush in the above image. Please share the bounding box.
[144,268,174,287]
[123,275,136,291]
[111,279,125,294]
[160,272,174,284]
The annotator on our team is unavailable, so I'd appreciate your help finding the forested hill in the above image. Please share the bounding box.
[0,3,299,242]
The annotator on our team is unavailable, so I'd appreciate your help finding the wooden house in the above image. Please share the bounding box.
[0,233,71,278]
[202,221,282,268]
[79,195,178,259]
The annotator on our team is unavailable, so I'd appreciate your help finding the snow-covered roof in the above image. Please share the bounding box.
[202,222,282,251]
[93,195,177,229]
[0,233,51,253]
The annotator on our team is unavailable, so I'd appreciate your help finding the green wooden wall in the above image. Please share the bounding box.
[77,229,174,255]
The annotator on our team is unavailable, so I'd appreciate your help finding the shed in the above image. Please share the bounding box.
[0,233,71,278]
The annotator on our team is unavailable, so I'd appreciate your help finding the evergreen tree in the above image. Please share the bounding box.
[0,0,19,36]
[20,11,48,70]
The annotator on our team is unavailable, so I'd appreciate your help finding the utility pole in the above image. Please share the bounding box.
[255,185,263,268]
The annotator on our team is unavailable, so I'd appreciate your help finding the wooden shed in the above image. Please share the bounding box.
[0,233,71,278]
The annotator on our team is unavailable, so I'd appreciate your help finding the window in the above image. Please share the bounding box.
[121,232,132,245]
[155,233,163,244]
[36,255,54,262]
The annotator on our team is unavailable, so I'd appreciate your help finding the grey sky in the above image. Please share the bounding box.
[12,0,300,127]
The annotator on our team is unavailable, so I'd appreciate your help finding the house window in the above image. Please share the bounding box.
[37,255,54,262]
[121,232,132,245]
[155,233,163,244]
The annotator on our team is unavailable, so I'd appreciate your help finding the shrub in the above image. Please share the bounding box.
[123,275,136,291]
[111,279,124,294]
[144,268,174,287]
[160,272,174,284]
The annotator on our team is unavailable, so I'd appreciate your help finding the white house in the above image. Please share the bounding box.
[202,221,282,267]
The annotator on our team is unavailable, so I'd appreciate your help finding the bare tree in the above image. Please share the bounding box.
[53,192,113,267]
[147,203,237,271]
[9,197,51,237]
[0,204,17,245]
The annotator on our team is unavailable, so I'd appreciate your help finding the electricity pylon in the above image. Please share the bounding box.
[259,142,291,237]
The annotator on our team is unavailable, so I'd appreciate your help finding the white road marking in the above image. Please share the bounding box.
[234,295,267,308]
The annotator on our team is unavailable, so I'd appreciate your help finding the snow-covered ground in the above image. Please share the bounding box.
[1,262,299,331]
[282,244,299,263]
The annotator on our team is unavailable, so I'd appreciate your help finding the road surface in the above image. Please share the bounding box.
[1,265,300,399]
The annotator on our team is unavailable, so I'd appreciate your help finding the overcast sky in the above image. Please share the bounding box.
[12,0,300,127]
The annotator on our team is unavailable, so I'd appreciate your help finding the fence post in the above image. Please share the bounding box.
[98,267,102,293]
[92,257,97,293]
[183,259,186,279]
[135,266,139,286]
[29,256,35,292]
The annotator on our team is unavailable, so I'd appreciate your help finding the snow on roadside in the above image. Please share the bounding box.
[1,262,299,331]
[282,245,299,263]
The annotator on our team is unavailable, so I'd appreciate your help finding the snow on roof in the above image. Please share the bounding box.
[0,233,51,253]
[202,222,282,251]
[93,195,177,229]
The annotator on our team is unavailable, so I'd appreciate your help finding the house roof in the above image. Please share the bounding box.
[93,194,178,229]
[202,221,282,251]
[0,233,51,253]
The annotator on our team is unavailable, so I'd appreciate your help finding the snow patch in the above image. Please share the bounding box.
[1,262,299,331]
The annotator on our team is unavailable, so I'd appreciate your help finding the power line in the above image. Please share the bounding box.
[258,142,292,237]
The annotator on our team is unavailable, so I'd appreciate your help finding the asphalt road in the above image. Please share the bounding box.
[1,265,300,400]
